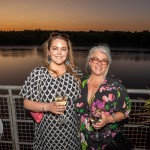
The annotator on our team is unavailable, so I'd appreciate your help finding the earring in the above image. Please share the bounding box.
[65,59,70,65]
[47,55,51,64]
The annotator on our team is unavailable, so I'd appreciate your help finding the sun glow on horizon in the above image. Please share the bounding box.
[0,0,150,32]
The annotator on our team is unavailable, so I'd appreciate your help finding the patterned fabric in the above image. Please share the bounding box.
[20,66,82,150]
[75,74,131,150]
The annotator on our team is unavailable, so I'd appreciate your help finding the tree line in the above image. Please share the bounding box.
[0,29,150,48]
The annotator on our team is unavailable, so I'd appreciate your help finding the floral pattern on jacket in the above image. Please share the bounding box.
[76,74,131,150]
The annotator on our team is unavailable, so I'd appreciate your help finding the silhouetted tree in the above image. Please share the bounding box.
[0,30,150,48]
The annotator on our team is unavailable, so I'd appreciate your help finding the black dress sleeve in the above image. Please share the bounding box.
[19,67,42,102]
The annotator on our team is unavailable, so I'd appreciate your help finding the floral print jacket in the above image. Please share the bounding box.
[75,74,131,150]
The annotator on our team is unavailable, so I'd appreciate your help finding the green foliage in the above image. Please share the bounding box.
[143,99,150,115]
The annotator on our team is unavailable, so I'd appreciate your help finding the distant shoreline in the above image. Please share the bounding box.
[0,45,150,53]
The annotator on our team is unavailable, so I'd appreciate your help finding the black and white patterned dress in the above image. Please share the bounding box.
[20,67,82,150]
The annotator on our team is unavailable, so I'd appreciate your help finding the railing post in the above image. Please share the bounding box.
[8,89,20,150]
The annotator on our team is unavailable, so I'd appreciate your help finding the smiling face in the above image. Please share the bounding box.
[48,38,68,67]
[89,50,108,76]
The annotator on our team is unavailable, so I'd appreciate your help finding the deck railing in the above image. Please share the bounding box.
[0,85,150,150]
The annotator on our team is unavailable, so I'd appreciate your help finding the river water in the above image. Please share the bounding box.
[0,46,150,89]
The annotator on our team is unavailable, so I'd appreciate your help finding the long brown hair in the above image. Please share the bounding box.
[42,32,81,83]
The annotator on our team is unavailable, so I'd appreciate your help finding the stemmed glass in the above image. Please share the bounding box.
[55,92,68,124]
[90,108,102,141]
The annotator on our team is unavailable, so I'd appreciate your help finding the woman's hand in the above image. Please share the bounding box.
[92,111,126,129]
[91,112,108,129]
[23,99,66,115]
[45,102,66,115]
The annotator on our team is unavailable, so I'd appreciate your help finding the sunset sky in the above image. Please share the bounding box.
[0,0,150,32]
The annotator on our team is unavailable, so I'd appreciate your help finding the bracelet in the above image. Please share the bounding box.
[42,103,46,112]
[111,112,117,123]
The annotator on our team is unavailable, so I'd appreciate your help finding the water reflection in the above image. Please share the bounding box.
[0,48,150,89]
[112,52,150,61]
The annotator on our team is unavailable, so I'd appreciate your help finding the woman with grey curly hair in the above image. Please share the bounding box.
[86,44,112,77]
[76,44,132,150]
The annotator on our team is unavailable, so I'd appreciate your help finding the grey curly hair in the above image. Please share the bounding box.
[86,43,112,76]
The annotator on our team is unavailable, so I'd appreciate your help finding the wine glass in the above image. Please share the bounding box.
[55,92,68,124]
[90,108,102,141]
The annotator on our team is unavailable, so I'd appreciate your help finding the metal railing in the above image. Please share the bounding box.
[0,85,150,150]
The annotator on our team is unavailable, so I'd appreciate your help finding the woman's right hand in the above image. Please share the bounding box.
[45,102,66,115]
[23,99,66,115]
[91,112,108,129]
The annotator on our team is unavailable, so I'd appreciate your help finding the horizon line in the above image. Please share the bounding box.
[0,29,150,33]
